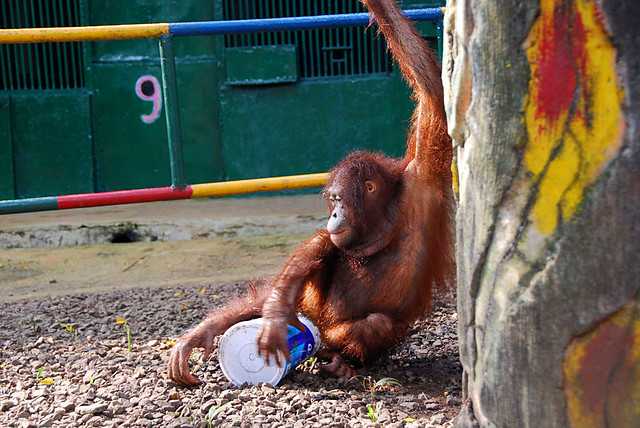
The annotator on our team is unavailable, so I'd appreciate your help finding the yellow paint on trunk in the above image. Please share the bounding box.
[451,158,459,196]
[524,0,624,235]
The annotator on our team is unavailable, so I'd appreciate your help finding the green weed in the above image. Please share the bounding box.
[366,403,380,423]
[115,316,133,352]
[205,402,232,427]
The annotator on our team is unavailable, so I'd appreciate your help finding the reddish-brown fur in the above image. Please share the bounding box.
[168,0,453,385]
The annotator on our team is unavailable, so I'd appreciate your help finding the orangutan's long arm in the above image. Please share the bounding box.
[362,0,451,184]
[256,230,334,366]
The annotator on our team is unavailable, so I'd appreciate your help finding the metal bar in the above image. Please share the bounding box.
[28,0,42,89]
[348,0,354,75]
[306,0,314,76]
[313,1,320,78]
[266,0,273,45]
[227,0,236,47]
[159,36,186,189]
[0,23,170,44]
[171,173,329,198]
[22,0,35,90]
[0,2,12,88]
[273,0,280,44]
[322,9,329,77]
[281,0,287,42]
[57,187,193,209]
[256,0,263,45]
[64,0,78,88]
[0,196,59,215]
[10,0,25,89]
[357,1,364,74]
[41,0,54,89]
[53,0,69,89]
[171,9,443,36]
[0,45,6,89]
[292,0,300,73]
[0,173,329,215]
[0,9,443,44]
[242,0,250,46]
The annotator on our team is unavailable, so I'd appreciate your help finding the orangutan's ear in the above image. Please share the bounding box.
[365,180,377,193]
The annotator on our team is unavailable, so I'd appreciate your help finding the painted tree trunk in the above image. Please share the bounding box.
[442,1,640,427]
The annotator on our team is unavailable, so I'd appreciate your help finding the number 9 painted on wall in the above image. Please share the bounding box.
[135,75,163,124]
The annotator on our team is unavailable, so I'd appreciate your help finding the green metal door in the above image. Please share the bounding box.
[0,0,93,198]
[89,0,225,191]
[12,93,93,198]
[0,97,13,199]
[219,0,445,180]
[91,62,224,190]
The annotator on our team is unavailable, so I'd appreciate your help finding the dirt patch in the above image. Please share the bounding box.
[0,197,325,303]
[0,235,313,303]
[0,285,461,427]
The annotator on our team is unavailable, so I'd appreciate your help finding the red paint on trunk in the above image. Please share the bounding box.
[58,186,193,209]
[535,5,587,122]
[577,321,632,411]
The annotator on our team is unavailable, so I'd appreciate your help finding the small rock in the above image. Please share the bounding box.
[77,413,93,425]
[31,388,46,398]
[112,406,126,415]
[133,367,145,378]
[378,409,392,423]
[260,384,276,394]
[16,408,31,418]
[0,400,16,411]
[76,403,107,415]
[396,410,409,420]
[220,389,238,400]
[430,413,446,425]
[140,378,154,387]
[39,411,62,427]
[424,402,440,410]
[83,370,97,384]
[200,399,217,414]
[86,415,104,427]
[12,391,28,401]
[399,402,417,410]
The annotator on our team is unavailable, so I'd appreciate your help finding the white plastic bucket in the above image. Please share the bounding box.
[218,315,321,386]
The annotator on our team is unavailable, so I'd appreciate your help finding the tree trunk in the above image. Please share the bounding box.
[442,1,640,427]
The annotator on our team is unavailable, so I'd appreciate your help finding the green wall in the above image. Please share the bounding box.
[12,93,94,198]
[0,0,444,199]
[0,97,13,199]
[220,75,413,180]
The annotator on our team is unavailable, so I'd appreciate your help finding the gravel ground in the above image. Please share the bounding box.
[0,283,461,427]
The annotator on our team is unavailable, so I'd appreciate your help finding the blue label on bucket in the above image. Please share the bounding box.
[286,324,316,367]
